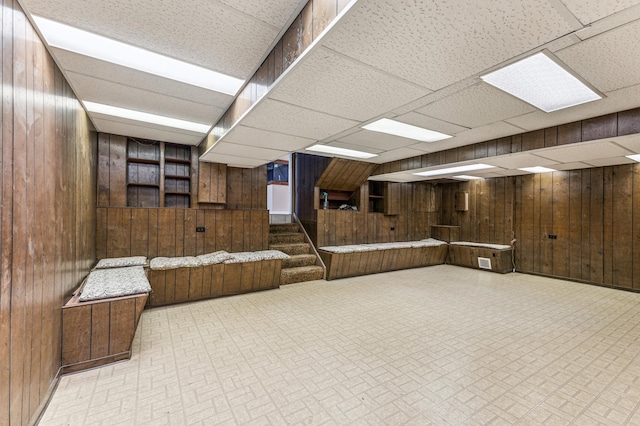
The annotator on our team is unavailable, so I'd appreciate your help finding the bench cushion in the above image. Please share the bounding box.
[223,250,290,263]
[419,238,448,246]
[196,251,233,266]
[450,241,512,250]
[95,256,147,269]
[150,256,201,270]
[319,245,377,253]
[79,266,151,302]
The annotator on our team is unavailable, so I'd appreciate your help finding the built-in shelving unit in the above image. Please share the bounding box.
[164,143,192,208]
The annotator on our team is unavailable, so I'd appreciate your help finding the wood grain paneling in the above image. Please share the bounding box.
[316,158,376,191]
[198,162,227,204]
[1,2,97,423]
[96,208,269,258]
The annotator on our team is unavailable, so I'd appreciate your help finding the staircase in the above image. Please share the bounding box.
[269,223,324,284]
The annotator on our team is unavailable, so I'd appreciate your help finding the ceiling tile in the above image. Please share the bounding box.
[223,125,315,151]
[23,0,281,78]
[552,162,593,171]
[53,49,234,107]
[242,99,359,140]
[534,141,633,163]
[416,83,535,128]
[323,0,575,90]
[434,121,524,150]
[505,82,640,131]
[209,141,288,161]
[91,118,203,145]
[336,129,423,151]
[585,156,637,167]
[325,141,384,154]
[557,19,640,93]
[366,147,426,164]
[559,0,640,25]
[269,47,430,121]
[395,112,469,136]
[492,169,531,176]
[483,153,558,169]
[68,72,223,123]
[217,0,304,28]
[613,134,640,152]
[200,152,267,168]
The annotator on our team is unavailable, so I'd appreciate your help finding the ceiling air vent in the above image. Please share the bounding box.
[478,257,492,270]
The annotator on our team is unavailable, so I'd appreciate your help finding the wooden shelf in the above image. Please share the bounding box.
[127,157,160,165]
[165,174,190,180]
[165,191,191,195]
[165,157,191,164]
[127,182,159,188]
[368,195,383,199]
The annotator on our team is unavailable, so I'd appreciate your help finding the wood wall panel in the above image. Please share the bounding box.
[97,134,127,207]
[96,208,269,258]
[442,166,639,291]
[1,2,97,424]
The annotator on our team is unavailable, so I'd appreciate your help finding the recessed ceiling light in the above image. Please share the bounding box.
[362,118,452,142]
[305,144,378,159]
[453,175,483,180]
[33,16,244,96]
[480,51,602,113]
[626,154,640,162]
[84,101,211,133]
[413,164,494,177]
[518,166,557,173]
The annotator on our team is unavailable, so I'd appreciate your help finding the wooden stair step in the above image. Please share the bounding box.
[269,232,305,244]
[269,223,299,234]
[280,266,324,285]
[270,243,310,256]
[282,254,317,269]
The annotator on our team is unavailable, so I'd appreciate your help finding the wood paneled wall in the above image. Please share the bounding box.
[96,208,268,259]
[97,134,127,207]
[440,165,640,291]
[226,166,267,210]
[203,0,352,154]
[373,109,640,176]
[1,2,97,424]
[440,178,515,245]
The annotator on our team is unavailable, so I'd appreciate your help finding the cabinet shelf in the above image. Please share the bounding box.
[127,182,159,188]
[165,174,190,180]
[127,157,160,165]
[165,191,191,195]
[165,157,191,164]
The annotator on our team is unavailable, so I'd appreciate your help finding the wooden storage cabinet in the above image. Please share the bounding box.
[369,181,398,215]
[126,139,194,207]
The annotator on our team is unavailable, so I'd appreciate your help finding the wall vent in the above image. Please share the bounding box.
[478,257,492,270]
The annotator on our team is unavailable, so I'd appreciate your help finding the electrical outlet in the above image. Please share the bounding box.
[196,227,205,232]
[548,234,557,239]
[390,227,395,231]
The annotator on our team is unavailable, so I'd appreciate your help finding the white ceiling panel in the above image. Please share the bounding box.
[53,49,234,108]
[492,169,532,176]
[209,142,289,160]
[395,112,469,136]
[534,141,633,162]
[269,47,430,121]
[217,0,305,28]
[585,156,637,167]
[223,125,315,151]
[324,141,384,154]
[506,83,640,131]
[22,0,282,78]
[322,0,575,90]
[200,152,268,168]
[434,121,525,150]
[551,162,594,171]
[416,83,535,128]
[91,118,204,145]
[241,99,359,140]
[613,134,640,152]
[365,147,427,164]
[557,19,640,93]
[336,129,424,151]
[559,0,640,25]
[68,72,223,123]
[483,153,558,169]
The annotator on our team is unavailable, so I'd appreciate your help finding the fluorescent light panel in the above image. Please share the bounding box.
[481,51,602,113]
[84,101,211,133]
[305,144,378,159]
[362,118,452,142]
[626,154,640,162]
[454,175,483,180]
[518,166,557,173]
[33,16,244,95]
[413,163,494,177]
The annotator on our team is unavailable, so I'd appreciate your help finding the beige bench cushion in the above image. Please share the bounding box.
[150,256,201,270]
[450,241,512,250]
[196,251,233,266]
[79,266,151,302]
[223,250,290,263]
[95,256,147,269]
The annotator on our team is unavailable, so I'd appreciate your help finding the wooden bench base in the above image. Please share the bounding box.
[61,292,148,374]
[448,244,513,273]
[147,260,282,307]
[319,245,448,280]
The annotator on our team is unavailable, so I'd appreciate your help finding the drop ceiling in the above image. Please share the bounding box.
[20,0,640,174]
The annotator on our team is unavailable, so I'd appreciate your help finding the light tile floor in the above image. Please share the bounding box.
[40,265,640,425]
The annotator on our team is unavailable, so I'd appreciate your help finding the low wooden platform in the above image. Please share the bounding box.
[147,259,282,307]
[448,243,513,273]
[61,291,148,374]
[319,245,448,280]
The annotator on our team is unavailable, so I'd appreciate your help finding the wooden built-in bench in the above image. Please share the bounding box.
[318,239,448,280]
[62,258,151,374]
[448,241,513,273]
[147,250,289,307]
